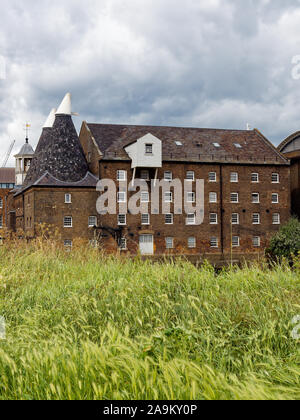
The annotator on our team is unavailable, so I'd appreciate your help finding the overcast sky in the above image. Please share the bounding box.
[1,0,300,165]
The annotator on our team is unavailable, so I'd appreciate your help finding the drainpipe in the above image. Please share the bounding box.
[219,164,224,255]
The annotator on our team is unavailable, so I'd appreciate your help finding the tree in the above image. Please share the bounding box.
[267,217,300,262]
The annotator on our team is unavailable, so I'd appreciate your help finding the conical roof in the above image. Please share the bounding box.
[23,113,89,187]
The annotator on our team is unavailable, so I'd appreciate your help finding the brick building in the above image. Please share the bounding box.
[278,132,300,219]
[0,168,15,237]
[6,93,292,263]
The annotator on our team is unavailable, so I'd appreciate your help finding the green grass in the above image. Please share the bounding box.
[0,244,299,400]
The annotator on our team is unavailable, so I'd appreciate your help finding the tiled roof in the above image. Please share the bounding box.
[86,123,288,165]
[0,168,15,183]
[24,115,89,188]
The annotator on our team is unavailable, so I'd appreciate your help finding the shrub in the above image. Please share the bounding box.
[267,217,300,262]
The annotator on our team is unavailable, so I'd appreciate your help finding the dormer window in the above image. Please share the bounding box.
[213,142,221,148]
[145,144,153,155]
[175,141,183,146]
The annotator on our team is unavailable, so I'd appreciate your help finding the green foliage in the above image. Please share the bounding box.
[267,218,300,261]
[0,245,299,400]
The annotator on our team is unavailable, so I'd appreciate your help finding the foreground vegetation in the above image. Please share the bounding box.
[0,244,299,400]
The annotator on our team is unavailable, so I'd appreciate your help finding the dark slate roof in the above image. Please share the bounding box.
[15,141,35,157]
[0,168,15,183]
[31,171,98,187]
[23,114,89,188]
[86,123,288,165]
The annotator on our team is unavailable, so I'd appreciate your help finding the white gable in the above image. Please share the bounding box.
[125,133,162,168]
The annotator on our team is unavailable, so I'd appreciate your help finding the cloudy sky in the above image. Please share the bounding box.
[1,0,300,165]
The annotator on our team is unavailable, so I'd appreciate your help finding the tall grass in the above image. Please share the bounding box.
[0,244,299,400]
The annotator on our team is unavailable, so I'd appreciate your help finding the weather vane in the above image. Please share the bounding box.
[24,122,31,142]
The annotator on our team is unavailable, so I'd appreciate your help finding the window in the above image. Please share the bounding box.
[186,213,196,225]
[145,144,153,155]
[175,141,183,146]
[209,192,217,203]
[187,192,195,203]
[213,142,221,148]
[165,237,174,249]
[118,214,126,225]
[164,191,173,203]
[164,171,173,181]
[141,214,150,225]
[272,213,280,225]
[119,237,127,250]
[251,173,259,183]
[117,170,127,181]
[230,172,238,183]
[64,240,72,248]
[209,172,217,182]
[186,171,195,181]
[117,192,127,203]
[232,213,239,225]
[272,173,279,183]
[252,193,260,204]
[210,213,218,224]
[210,237,218,248]
[65,194,72,204]
[88,216,97,228]
[231,193,239,203]
[252,213,260,224]
[141,192,150,203]
[64,216,72,228]
[234,143,242,149]
[188,237,196,249]
[165,214,173,225]
[0,198,3,208]
[253,237,261,247]
[272,193,279,204]
[232,236,240,247]
[140,170,150,181]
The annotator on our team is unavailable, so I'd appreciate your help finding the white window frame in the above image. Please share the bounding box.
[252,213,260,225]
[88,216,97,228]
[210,237,218,248]
[252,193,260,204]
[272,173,279,183]
[232,236,240,247]
[165,237,174,249]
[164,191,173,203]
[251,173,259,183]
[272,193,279,204]
[253,236,261,248]
[231,193,239,203]
[165,214,174,225]
[145,144,153,155]
[186,213,196,225]
[164,171,173,181]
[209,172,217,182]
[117,192,127,203]
[232,213,239,225]
[141,213,150,225]
[119,237,127,250]
[188,237,196,249]
[64,216,73,228]
[186,171,195,181]
[209,213,218,225]
[141,191,150,203]
[64,240,72,248]
[118,214,127,226]
[230,172,239,183]
[65,194,72,204]
[209,192,217,203]
[187,192,195,203]
[0,215,3,229]
[272,213,280,225]
[117,170,127,181]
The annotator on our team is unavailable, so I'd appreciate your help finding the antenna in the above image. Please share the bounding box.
[24,122,31,142]
[1,140,16,167]
[246,123,251,131]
